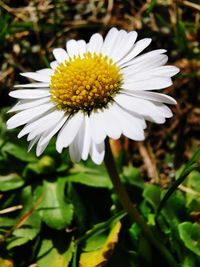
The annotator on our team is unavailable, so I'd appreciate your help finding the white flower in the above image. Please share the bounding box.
[7,28,179,164]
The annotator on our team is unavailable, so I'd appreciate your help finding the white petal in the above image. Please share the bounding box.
[121,54,169,81]
[68,117,92,162]
[36,138,48,157]
[29,112,63,139]
[112,102,147,129]
[7,102,54,129]
[115,93,153,116]
[28,136,40,152]
[80,116,91,160]
[113,31,138,63]
[35,117,67,156]
[9,89,50,99]
[147,66,179,77]
[121,49,167,69]
[101,27,119,56]
[66,40,79,57]
[20,72,50,83]
[23,109,64,140]
[144,114,165,124]
[53,48,69,63]
[89,112,106,144]
[122,77,172,91]
[8,97,51,113]
[32,110,64,137]
[115,94,166,123]
[39,116,67,146]
[113,103,145,141]
[153,102,173,118]
[56,112,84,153]
[87,33,103,54]
[50,61,59,69]
[36,68,54,76]
[117,38,152,66]
[14,83,50,88]
[90,141,105,165]
[77,40,87,56]
[99,106,122,139]
[124,90,177,105]
[69,139,81,163]
[108,30,127,61]
[123,65,179,82]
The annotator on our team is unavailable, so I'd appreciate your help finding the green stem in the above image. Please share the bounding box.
[104,138,178,267]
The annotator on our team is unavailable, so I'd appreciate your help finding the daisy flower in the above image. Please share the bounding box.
[7,28,179,164]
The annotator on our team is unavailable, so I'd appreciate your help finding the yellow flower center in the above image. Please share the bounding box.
[49,52,122,114]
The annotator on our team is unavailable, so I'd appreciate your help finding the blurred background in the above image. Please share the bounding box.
[0,1,200,267]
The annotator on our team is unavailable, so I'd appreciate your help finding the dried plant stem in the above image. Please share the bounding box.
[0,205,23,215]
[104,138,178,267]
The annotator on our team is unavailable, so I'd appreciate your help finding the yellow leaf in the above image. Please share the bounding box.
[0,258,14,267]
[79,221,121,267]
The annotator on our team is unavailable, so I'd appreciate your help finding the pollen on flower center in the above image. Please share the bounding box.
[49,52,122,114]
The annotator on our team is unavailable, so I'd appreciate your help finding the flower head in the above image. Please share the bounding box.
[7,28,179,164]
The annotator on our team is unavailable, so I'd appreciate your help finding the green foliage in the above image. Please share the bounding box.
[121,165,144,189]
[34,178,74,230]
[182,254,199,267]
[156,148,200,217]
[5,186,41,250]
[1,142,36,162]
[0,112,199,265]
[143,185,160,211]
[0,173,24,192]
[178,222,200,256]
[79,221,121,267]
[67,163,112,188]
[185,171,200,212]
[37,239,74,267]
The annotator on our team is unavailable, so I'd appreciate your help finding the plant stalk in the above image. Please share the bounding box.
[104,138,178,267]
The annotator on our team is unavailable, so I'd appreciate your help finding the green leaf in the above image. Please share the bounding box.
[23,162,42,177]
[122,165,144,189]
[37,156,56,173]
[37,238,74,267]
[77,210,126,245]
[83,233,107,252]
[156,148,200,217]
[0,173,24,191]
[129,223,141,247]
[66,164,112,188]
[6,186,41,249]
[178,222,200,256]
[34,178,73,230]
[7,225,40,249]
[1,142,36,162]
[0,217,17,228]
[182,254,199,267]
[143,185,161,211]
[185,171,200,212]
[161,190,185,228]
[66,172,111,188]
[79,221,121,267]
[67,183,87,232]
[130,223,153,265]
[23,156,56,177]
